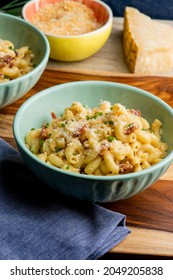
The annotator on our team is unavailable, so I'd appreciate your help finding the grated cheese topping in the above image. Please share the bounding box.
[25,100,168,175]
[30,0,102,36]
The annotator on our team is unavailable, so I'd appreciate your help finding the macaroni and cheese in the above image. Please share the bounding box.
[25,101,168,176]
[0,39,34,83]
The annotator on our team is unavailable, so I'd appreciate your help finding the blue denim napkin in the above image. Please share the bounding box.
[0,138,130,260]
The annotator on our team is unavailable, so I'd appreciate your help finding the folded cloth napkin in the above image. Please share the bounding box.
[0,138,130,260]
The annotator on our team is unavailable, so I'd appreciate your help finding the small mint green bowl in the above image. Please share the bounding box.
[0,13,50,108]
[13,81,173,202]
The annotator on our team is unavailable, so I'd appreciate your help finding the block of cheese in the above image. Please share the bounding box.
[123,6,173,75]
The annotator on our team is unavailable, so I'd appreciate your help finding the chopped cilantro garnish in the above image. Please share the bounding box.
[86,115,91,120]
[86,112,103,120]
[107,136,115,142]
[42,122,49,128]
[39,139,44,146]
[127,123,134,128]
[93,112,103,119]
[83,104,88,108]
[31,128,35,130]
[4,75,9,79]
[61,123,66,127]
[109,121,114,125]
[9,46,14,50]
[66,165,70,170]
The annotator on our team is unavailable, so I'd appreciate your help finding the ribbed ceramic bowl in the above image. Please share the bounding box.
[0,12,50,109]
[13,81,173,202]
[22,0,113,61]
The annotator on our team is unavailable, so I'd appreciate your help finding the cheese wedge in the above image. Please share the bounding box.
[123,6,173,75]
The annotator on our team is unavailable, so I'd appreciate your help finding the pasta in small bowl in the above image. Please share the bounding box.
[13,81,173,202]
[0,12,50,108]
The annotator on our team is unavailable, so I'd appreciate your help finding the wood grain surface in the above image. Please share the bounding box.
[1,53,173,258]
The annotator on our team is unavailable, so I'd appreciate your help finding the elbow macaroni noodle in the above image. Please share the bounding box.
[25,100,168,176]
[0,39,34,83]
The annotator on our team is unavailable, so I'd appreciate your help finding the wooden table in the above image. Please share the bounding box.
[1,69,173,259]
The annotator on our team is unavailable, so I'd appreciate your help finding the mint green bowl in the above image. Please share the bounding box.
[13,81,173,202]
[0,13,50,108]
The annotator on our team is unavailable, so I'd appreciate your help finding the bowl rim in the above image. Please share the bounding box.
[0,12,50,85]
[13,80,173,181]
[22,0,113,39]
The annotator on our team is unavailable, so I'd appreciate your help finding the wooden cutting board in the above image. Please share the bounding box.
[47,17,173,77]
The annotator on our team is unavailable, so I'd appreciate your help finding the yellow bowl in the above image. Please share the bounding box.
[22,0,113,61]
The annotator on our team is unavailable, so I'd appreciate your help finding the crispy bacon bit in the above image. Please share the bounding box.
[51,111,57,119]
[40,128,47,139]
[124,123,139,134]
[0,62,6,68]
[73,124,88,137]
[9,63,13,68]
[119,161,134,174]
[129,109,141,117]
[79,124,87,134]
[99,145,108,156]
[40,123,48,139]
[0,55,14,69]
[3,55,13,64]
